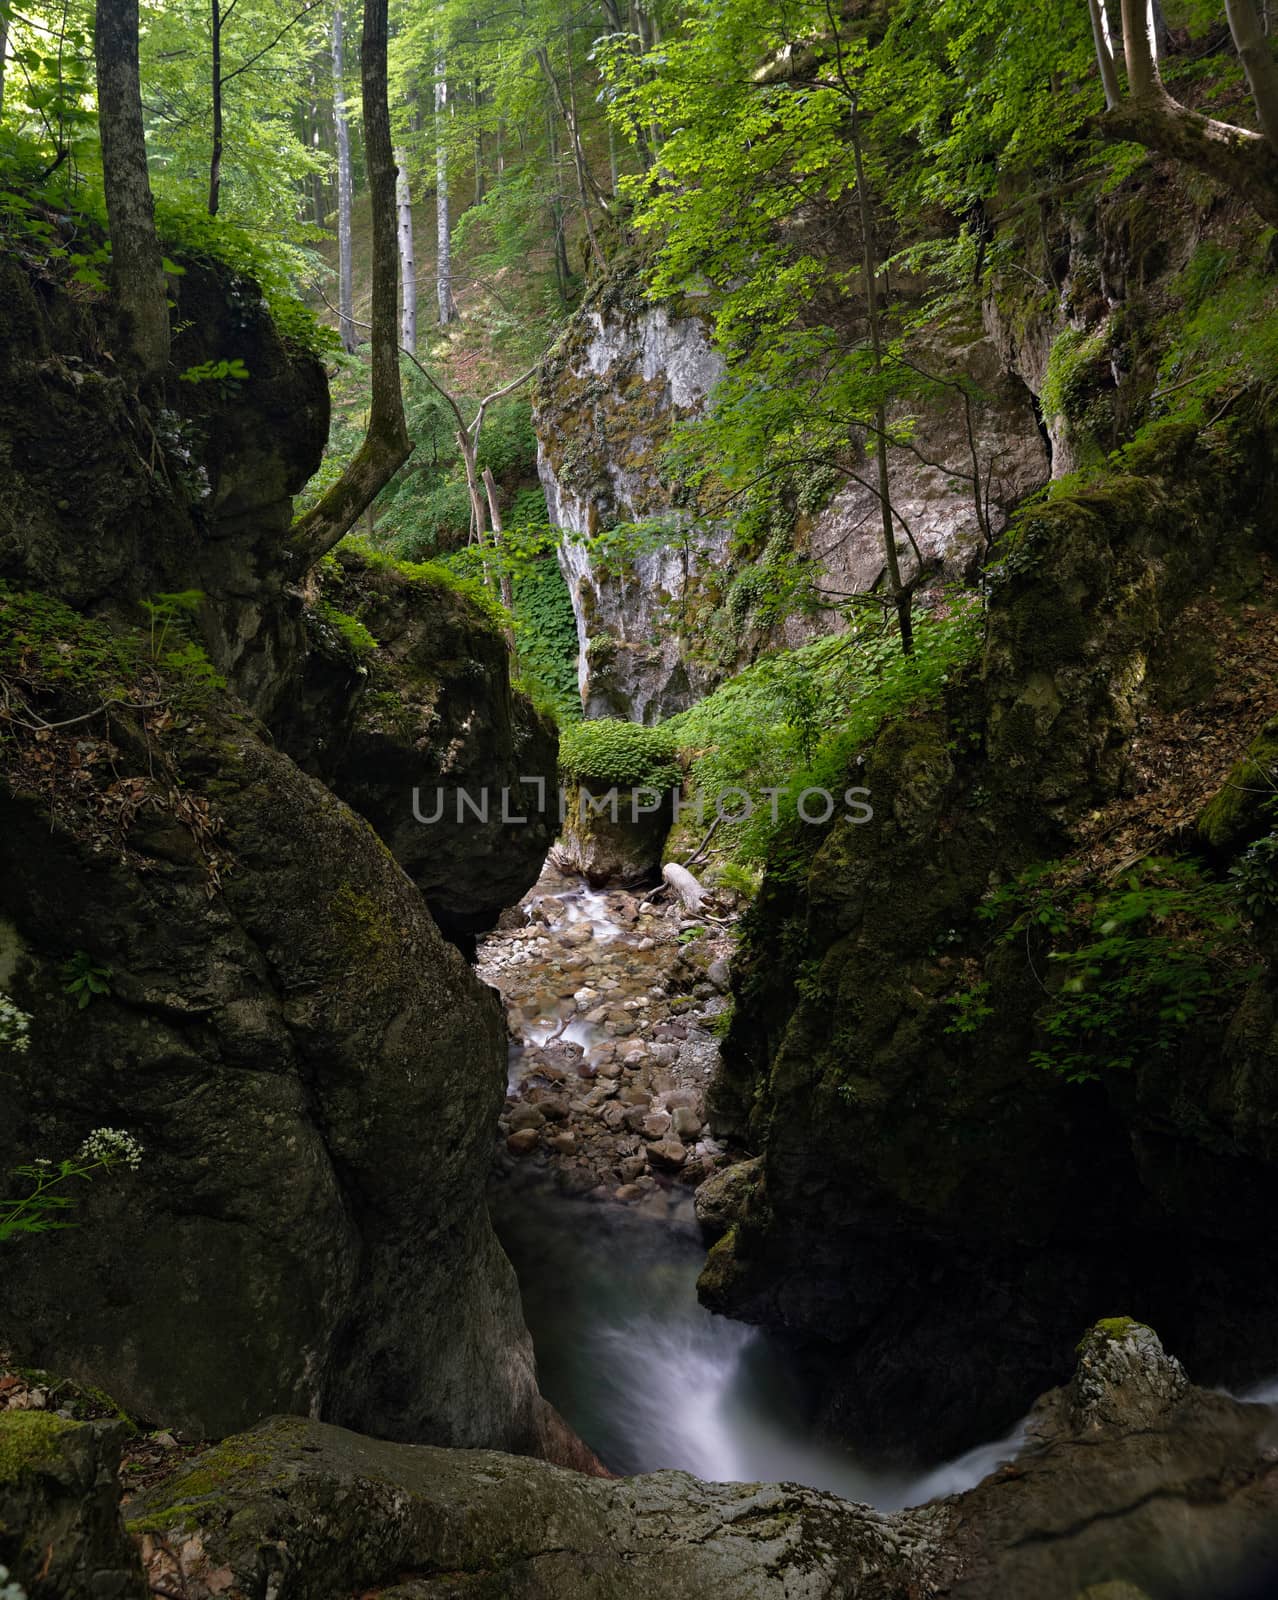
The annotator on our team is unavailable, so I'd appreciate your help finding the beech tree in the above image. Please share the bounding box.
[332,2,357,354]
[289,0,411,571]
[95,0,169,375]
[1092,0,1278,224]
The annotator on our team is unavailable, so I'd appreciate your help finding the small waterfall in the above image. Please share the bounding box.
[489,867,1030,1509]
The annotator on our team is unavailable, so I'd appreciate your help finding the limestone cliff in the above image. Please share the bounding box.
[533,268,1048,723]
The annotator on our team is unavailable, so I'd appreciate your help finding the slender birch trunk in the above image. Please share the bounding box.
[396,148,417,354]
[208,0,224,213]
[435,52,458,324]
[332,3,357,353]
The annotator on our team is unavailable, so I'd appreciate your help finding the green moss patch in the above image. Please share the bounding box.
[0,1411,78,1483]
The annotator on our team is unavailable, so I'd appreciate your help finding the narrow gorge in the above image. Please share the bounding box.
[4,1,1278,1597]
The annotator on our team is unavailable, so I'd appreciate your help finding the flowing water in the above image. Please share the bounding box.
[494,1180,1028,1509]
[487,872,1029,1510]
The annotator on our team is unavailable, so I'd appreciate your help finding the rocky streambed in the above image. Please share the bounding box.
[480,863,734,1203]
[479,865,1028,1504]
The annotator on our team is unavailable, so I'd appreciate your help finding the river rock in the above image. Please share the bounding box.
[126,1413,938,1599]
[647,1139,688,1171]
[508,1104,547,1132]
[694,1158,763,1241]
[672,1107,703,1140]
[641,1110,673,1141]
[546,1132,578,1156]
[506,1129,541,1156]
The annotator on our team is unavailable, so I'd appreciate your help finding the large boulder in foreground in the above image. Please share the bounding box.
[0,1414,143,1600]
[0,609,541,1451]
[115,1320,1278,1600]
[126,1415,938,1600]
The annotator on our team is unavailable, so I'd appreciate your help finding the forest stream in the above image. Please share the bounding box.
[482,869,1029,1507]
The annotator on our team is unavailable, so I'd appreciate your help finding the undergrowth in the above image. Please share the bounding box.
[663,595,984,862]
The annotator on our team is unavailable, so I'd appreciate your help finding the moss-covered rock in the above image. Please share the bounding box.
[0,598,543,1452]
[1198,716,1278,853]
[126,1413,942,1600]
[119,1325,1278,1600]
[278,545,558,940]
[704,412,1278,1460]
[0,1417,144,1599]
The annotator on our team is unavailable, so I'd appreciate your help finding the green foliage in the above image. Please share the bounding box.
[179,357,250,393]
[374,391,538,556]
[1147,232,1278,422]
[559,719,681,790]
[153,196,337,356]
[511,554,581,725]
[2,1130,144,1245]
[311,599,378,660]
[664,597,983,862]
[967,857,1257,1082]
[59,952,112,1009]
[1230,831,1278,921]
[0,584,135,693]
[1039,325,1112,431]
[342,537,512,635]
[138,591,227,696]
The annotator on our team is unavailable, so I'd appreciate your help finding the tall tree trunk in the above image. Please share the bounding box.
[546,100,570,304]
[535,43,607,271]
[1121,0,1163,97]
[332,3,356,354]
[95,0,169,376]
[396,148,417,354]
[849,99,911,654]
[1226,0,1278,150]
[1150,0,1171,58]
[0,13,9,120]
[208,0,224,214]
[472,77,485,203]
[482,466,515,609]
[1088,0,1121,109]
[289,0,411,571]
[435,52,458,324]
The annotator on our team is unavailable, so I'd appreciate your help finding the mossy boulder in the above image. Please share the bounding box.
[1197,716,1278,853]
[126,1413,939,1600]
[278,546,559,940]
[552,720,681,884]
[118,1325,1278,1600]
[0,1416,144,1599]
[0,646,542,1450]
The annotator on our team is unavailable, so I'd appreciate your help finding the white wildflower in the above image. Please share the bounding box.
[0,994,31,1055]
[0,1563,29,1600]
[75,1128,144,1171]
